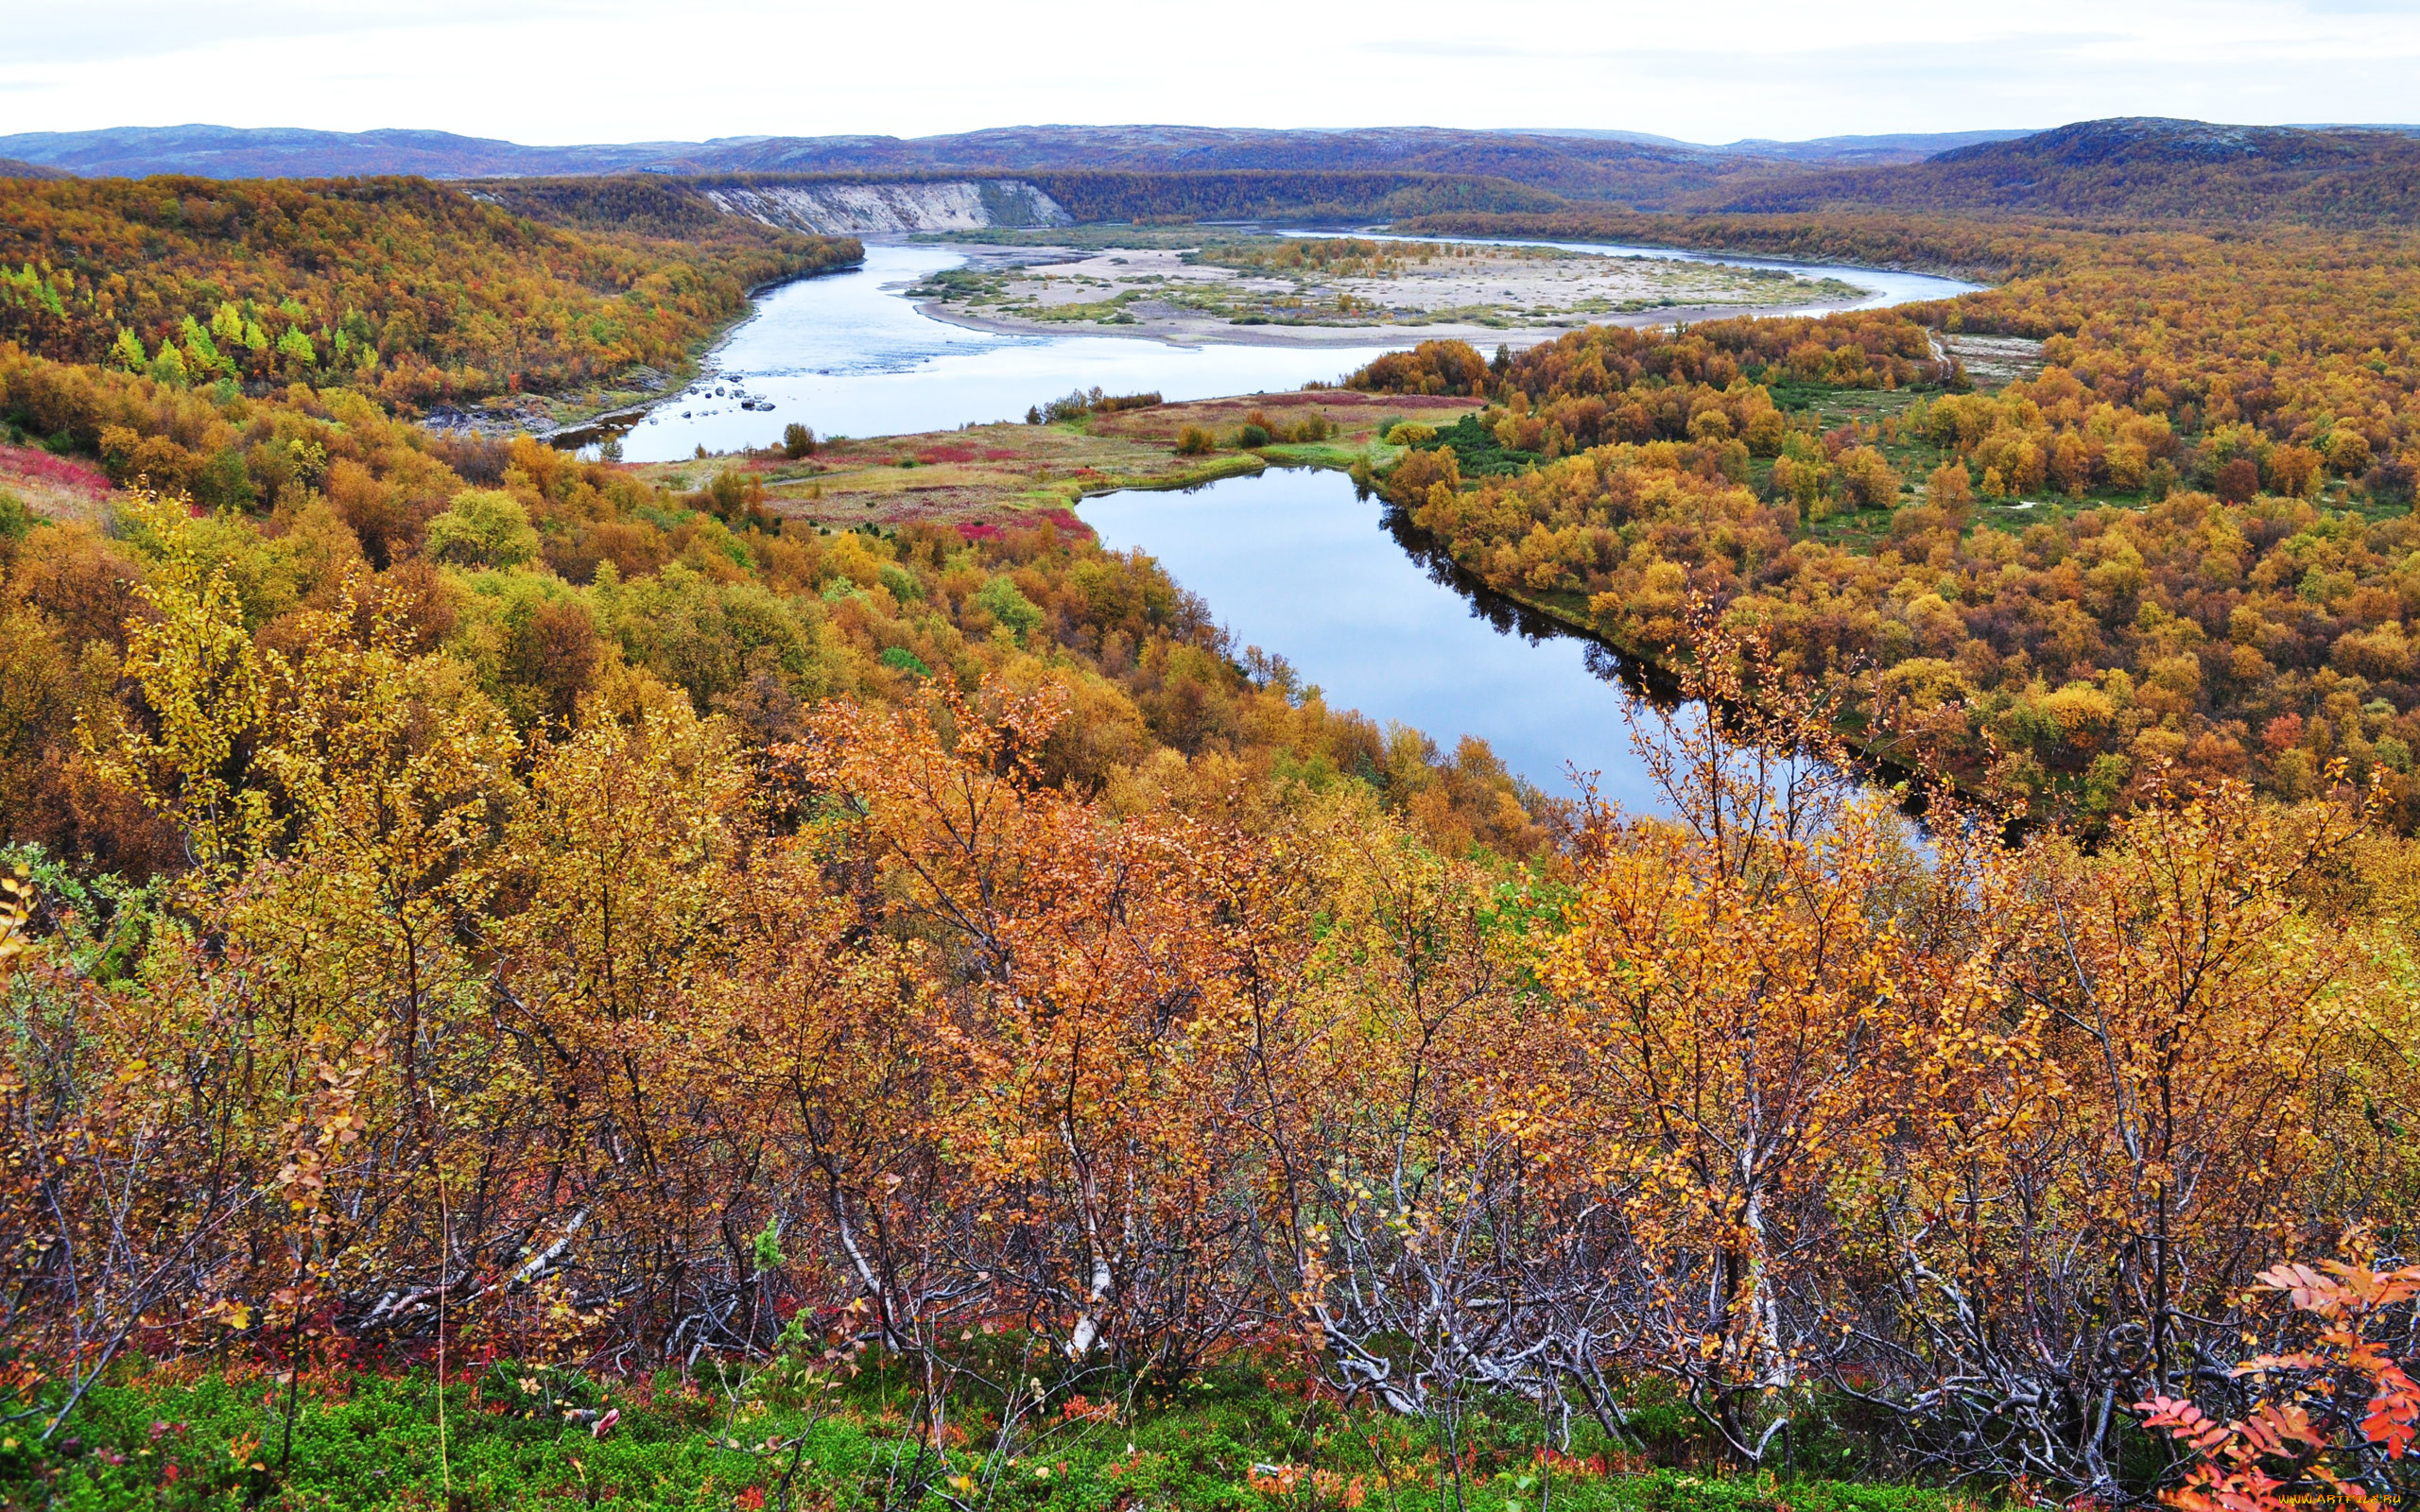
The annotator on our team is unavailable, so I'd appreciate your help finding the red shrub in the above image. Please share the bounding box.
[0,443,112,499]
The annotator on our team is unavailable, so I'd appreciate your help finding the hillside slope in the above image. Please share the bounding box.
[1701,117,2420,227]
[0,122,2032,205]
[0,174,857,407]
[644,125,1800,206]
[0,124,709,179]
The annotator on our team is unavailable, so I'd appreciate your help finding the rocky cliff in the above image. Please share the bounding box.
[700,179,1071,234]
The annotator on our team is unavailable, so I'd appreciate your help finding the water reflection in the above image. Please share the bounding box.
[1080,467,1680,808]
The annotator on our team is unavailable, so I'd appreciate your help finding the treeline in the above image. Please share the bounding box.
[1391,207,2066,281]
[1352,216,2420,818]
[468,175,761,238]
[0,174,859,409]
[1022,169,1564,222]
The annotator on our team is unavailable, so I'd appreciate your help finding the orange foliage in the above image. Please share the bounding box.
[0,175,856,406]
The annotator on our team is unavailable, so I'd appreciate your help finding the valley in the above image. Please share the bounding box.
[8,100,2420,1512]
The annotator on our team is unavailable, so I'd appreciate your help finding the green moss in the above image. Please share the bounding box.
[1,1366,1986,1512]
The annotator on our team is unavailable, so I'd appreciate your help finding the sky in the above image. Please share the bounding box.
[5,0,2420,146]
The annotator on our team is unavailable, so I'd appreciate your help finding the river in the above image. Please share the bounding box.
[613,238,1975,465]
[1080,467,1684,808]
[614,245,1408,463]
[618,233,1977,802]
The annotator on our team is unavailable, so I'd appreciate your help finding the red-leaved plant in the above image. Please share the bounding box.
[2137,1261,2420,1512]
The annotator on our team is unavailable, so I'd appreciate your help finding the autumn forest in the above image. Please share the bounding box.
[6,114,2420,1512]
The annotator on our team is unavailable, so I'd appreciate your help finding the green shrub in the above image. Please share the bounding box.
[423,488,538,568]
[1234,422,1271,448]
[190,447,259,513]
[974,576,1044,643]
[701,467,766,523]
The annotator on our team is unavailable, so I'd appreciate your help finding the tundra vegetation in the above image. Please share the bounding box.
[6,164,2420,1512]
[0,172,861,418]
[720,389,1469,530]
[1356,215,2420,827]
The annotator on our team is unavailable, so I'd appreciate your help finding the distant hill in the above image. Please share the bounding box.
[11,119,2416,227]
[639,126,1802,206]
[0,122,2029,206]
[1443,127,2034,163]
[0,157,66,179]
[1710,129,2037,165]
[1697,116,2420,227]
[0,125,715,180]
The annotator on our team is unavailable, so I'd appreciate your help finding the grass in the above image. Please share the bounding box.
[1,1356,1986,1512]
[644,393,1483,531]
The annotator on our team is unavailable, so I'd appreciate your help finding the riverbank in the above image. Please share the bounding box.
[916,294,1872,351]
[908,235,1874,351]
[422,255,872,444]
[631,389,1478,529]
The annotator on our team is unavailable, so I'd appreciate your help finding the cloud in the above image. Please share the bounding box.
[3,0,2419,144]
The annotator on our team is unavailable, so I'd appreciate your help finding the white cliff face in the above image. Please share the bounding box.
[701,180,1072,234]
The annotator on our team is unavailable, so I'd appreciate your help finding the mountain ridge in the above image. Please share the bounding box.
[0,121,2023,189]
[1697,115,2420,225]
[9,118,2418,227]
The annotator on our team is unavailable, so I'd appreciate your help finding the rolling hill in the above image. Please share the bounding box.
[0,123,2031,206]
[9,118,2417,230]
[1697,116,2420,227]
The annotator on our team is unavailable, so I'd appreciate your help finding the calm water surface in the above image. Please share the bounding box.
[1080,469,1675,808]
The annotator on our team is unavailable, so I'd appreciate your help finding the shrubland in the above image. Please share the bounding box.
[9,183,2420,1512]
[1355,221,2420,822]
[0,348,1546,875]
[8,550,2420,1506]
[0,174,859,409]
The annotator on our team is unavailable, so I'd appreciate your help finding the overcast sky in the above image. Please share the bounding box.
[6,0,2420,146]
